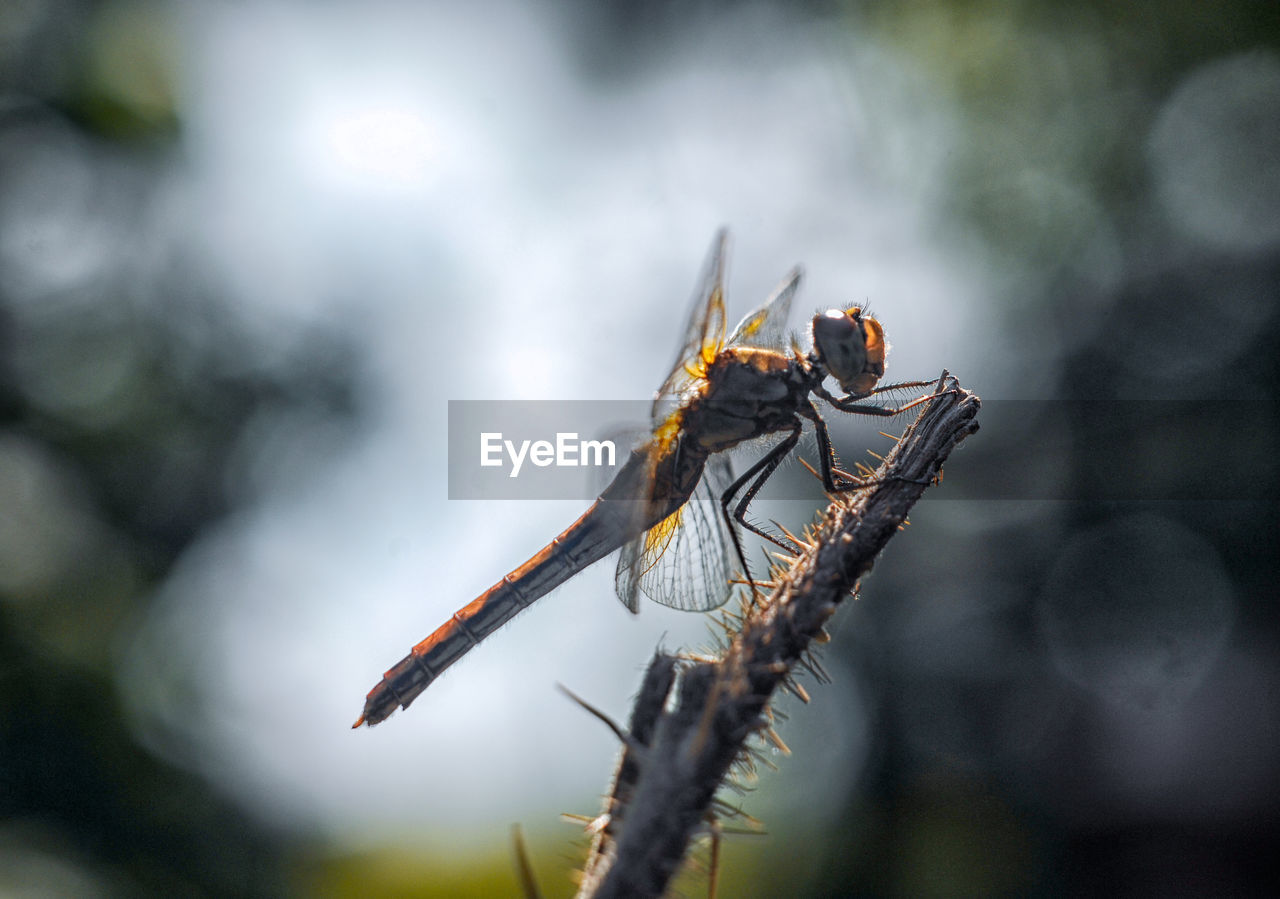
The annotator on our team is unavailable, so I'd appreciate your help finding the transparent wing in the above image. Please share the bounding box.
[725,266,801,350]
[612,437,672,614]
[650,229,729,423]
[614,453,736,613]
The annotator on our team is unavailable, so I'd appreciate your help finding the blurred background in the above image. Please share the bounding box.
[2,0,1277,895]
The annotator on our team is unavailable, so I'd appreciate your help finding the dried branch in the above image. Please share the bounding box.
[573,375,980,899]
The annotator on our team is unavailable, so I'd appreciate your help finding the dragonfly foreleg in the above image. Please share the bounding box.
[866,378,940,396]
[815,375,953,417]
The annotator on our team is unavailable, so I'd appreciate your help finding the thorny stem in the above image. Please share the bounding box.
[573,375,980,899]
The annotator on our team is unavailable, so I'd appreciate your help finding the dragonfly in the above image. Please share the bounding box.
[354,229,941,728]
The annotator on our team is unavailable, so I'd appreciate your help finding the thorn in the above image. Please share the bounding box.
[557,684,633,747]
[351,714,366,729]
[764,727,791,755]
[797,653,831,684]
[684,651,720,664]
[709,797,743,818]
[511,824,544,899]
[751,750,780,772]
[708,819,722,899]
[581,813,611,835]
[772,520,810,551]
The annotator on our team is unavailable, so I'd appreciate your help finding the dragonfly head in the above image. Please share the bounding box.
[810,306,887,397]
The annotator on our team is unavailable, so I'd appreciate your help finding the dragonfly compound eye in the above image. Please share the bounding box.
[811,307,887,397]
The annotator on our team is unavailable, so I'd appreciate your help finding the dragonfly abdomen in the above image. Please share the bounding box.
[354,498,641,727]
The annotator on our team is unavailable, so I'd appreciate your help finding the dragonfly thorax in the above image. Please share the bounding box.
[810,307,887,398]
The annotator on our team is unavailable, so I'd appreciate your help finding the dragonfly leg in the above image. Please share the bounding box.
[798,400,845,493]
[815,372,956,417]
[719,419,805,596]
[802,390,946,493]
[866,378,940,395]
